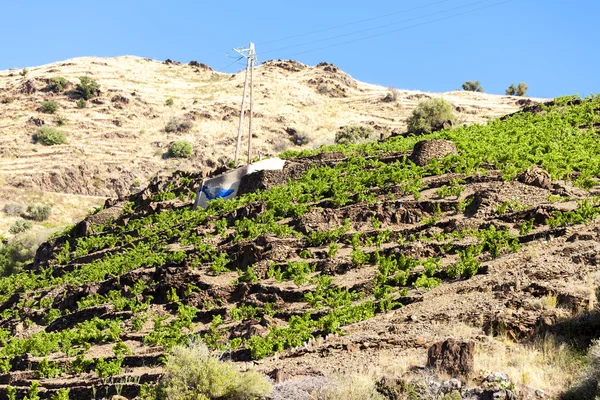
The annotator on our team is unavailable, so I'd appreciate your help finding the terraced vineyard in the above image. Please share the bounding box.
[1,95,600,399]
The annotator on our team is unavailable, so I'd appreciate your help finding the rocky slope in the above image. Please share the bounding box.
[0,96,599,399]
[0,57,541,232]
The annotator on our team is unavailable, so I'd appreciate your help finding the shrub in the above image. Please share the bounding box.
[3,203,23,216]
[462,80,484,92]
[335,126,377,145]
[381,86,399,103]
[26,204,51,221]
[9,220,33,235]
[406,98,454,135]
[161,342,272,399]
[563,339,600,399]
[1,95,14,104]
[0,234,43,276]
[168,141,193,158]
[165,117,193,133]
[506,82,528,96]
[20,68,29,77]
[165,98,174,106]
[39,100,58,114]
[76,99,86,109]
[76,76,100,100]
[48,77,67,93]
[290,131,311,146]
[33,127,66,146]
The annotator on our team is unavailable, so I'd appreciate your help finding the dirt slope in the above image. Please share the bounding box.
[0,56,539,196]
[0,96,599,399]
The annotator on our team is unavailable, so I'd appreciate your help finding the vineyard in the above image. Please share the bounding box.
[1,94,600,399]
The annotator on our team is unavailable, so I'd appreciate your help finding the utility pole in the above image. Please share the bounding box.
[247,46,255,165]
[232,43,256,167]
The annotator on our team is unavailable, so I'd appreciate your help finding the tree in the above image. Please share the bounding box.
[407,98,454,135]
[506,82,528,96]
[462,81,484,92]
[76,77,100,100]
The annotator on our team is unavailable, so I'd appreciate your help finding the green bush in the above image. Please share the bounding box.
[462,80,484,92]
[76,76,100,100]
[161,342,272,399]
[33,127,66,145]
[406,98,454,135]
[335,126,377,145]
[9,220,32,235]
[76,99,86,109]
[27,204,51,221]
[506,82,528,96]
[48,77,67,93]
[168,141,193,158]
[39,100,58,114]
[166,98,174,106]
[0,235,41,276]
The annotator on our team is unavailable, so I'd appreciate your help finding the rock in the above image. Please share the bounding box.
[410,139,458,167]
[19,79,37,94]
[111,94,129,104]
[27,117,45,127]
[486,372,509,383]
[517,167,552,190]
[441,378,462,392]
[427,339,475,377]
[345,343,360,352]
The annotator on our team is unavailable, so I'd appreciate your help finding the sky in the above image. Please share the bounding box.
[0,0,598,98]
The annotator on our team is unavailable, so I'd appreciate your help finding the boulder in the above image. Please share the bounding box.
[517,166,552,190]
[410,139,458,167]
[427,338,475,377]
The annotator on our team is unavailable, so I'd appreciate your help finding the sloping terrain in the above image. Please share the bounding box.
[0,56,540,239]
[0,95,599,399]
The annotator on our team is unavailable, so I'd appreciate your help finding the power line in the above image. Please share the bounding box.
[280,0,513,59]
[257,0,453,46]
[258,0,494,58]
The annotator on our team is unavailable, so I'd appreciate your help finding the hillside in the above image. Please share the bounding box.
[0,56,541,240]
[0,95,599,399]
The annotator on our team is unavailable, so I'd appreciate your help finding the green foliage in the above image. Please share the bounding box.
[9,220,32,234]
[20,68,29,77]
[76,99,86,109]
[51,388,70,400]
[26,204,52,221]
[24,381,40,400]
[231,303,276,321]
[168,141,193,158]
[49,77,67,93]
[76,76,100,100]
[6,385,16,400]
[283,261,314,285]
[95,357,123,378]
[447,246,481,278]
[335,126,377,145]
[407,98,454,134]
[436,180,465,198]
[162,342,272,400]
[39,100,59,114]
[33,127,66,145]
[36,358,64,379]
[546,199,600,228]
[506,82,528,96]
[462,80,484,92]
[235,267,259,283]
[165,98,174,106]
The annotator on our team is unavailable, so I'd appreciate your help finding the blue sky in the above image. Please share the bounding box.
[1,0,597,98]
